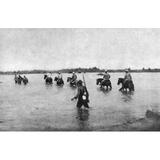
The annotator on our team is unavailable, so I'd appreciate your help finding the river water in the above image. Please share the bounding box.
[0,73,160,131]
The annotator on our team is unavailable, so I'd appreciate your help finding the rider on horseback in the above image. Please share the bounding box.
[56,72,64,85]
[101,70,111,88]
[124,69,132,84]
[48,73,52,78]
[23,75,29,84]
[14,73,18,83]
[18,74,23,79]
[57,72,62,80]
[23,75,28,81]
[71,72,77,84]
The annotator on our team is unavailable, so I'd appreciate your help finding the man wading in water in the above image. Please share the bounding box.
[71,78,89,109]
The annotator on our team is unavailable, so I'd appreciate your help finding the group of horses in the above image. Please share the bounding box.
[44,74,135,92]
[14,76,29,85]
[14,74,134,92]
[96,78,135,92]
[44,74,64,86]
[44,74,81,87]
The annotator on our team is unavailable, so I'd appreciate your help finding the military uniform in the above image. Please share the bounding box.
[124,72,132,83]
[101,72,110,86]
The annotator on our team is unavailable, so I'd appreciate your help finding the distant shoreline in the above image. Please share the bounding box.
[1,67,160,75]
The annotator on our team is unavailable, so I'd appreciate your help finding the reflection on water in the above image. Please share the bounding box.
[45,84,53,89]
[97,87,112,95]
[121,91,133,103]
[76,108,89,131]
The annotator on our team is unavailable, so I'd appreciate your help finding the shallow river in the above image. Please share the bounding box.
[0,73,160,131]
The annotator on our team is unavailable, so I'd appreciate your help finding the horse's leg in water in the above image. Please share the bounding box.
[100,80,104,88]
[109,84,112,90]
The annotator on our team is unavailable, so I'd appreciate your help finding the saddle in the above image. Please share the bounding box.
[101,79,110,84]
[57,78,62,82]
[124,79,133,85]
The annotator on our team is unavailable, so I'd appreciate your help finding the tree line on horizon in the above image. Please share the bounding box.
[0,67,160,75]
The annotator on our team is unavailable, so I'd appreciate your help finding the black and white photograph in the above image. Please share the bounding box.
[0,28,160,131]
[1,1,160,160]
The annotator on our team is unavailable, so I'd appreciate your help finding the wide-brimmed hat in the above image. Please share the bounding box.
[125,69,129,72]
[105,70,108,73]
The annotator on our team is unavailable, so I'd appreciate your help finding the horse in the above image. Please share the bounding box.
[67,77,77,87]
[54,77,64,86]
[96,78,112,90]
[15,76,23,84]
[23,77,29,85]
[117,78,134,92]
[44,75,53,84]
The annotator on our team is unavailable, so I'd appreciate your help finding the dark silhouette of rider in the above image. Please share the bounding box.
[57,72,63,82]
[18,74,23,79]
[124,69,132,83]
[101,70,110,87]
[23,75,28,81]
[71,72,77,83]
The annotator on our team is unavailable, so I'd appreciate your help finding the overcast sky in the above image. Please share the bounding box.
[0,28,160,71]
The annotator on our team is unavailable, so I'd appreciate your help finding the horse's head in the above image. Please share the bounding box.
[67,77,70,82]
[96,78,103,85]
[54,77,58,81]
[44,75,48,79]
[117,78,124,85]
[96,79,99,85]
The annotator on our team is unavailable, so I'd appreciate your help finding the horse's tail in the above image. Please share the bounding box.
[62,79,64,84]
[128,81,135,91]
